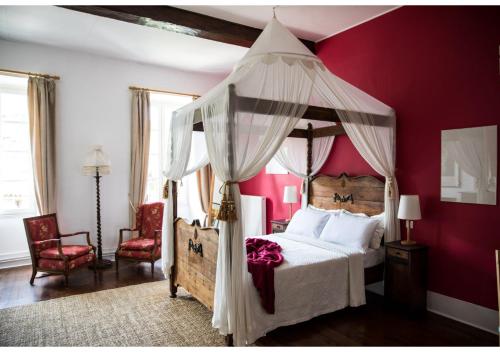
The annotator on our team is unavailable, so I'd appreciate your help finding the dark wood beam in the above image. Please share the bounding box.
[194,121,308,139]
[59,5,316,53]
[312,125,346,137]
[235,96,340,123]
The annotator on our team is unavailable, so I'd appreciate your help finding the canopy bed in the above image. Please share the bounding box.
[161,18,399,345]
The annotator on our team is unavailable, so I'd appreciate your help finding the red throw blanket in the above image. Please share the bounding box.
[245,237,284,314]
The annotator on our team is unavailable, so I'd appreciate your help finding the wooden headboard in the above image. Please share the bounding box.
[308,173,385,216]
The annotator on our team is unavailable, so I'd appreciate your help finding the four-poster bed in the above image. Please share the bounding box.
[161,17,399,345]
[170,172,387,307]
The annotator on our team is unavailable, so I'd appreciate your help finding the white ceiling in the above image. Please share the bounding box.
[0,5,397,75]
[175,5,397,42]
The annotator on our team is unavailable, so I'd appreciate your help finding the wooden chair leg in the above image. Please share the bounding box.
[30,268,37,285]
[151,261,154,277]
[115,254,119,275]
[64,273,69,287]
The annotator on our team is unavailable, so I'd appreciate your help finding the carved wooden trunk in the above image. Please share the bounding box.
[172,218,218,310]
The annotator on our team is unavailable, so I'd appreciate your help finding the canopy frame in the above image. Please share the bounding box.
[191,83,392,140]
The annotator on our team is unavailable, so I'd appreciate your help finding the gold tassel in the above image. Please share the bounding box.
[163,180,169,199]
[216,182,238,222]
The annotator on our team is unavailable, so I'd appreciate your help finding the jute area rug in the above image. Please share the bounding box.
[0,281,225,346]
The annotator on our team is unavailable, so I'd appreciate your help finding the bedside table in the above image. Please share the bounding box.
[271,219,290,234]
[384,241,428,315]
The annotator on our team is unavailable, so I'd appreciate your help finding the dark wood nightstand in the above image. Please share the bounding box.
[271,219,290,234]
[384,241,428,315]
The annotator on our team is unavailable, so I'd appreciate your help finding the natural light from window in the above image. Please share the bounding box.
[146,92,205,223]
[0,75,36,215]
[146,92,193,203]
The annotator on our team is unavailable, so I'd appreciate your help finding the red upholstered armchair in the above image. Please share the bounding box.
[115,202,164,276]
[23,214,96,286]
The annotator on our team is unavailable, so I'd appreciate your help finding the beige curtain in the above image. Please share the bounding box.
[28,77,56,215]
[196,164,213,226]
[129,90,151,227]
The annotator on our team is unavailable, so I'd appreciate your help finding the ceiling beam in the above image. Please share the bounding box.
[59,5,316,53]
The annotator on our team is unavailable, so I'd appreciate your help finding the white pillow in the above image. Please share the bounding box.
[342,210,385,249]
[285,208,330,238]
[319,212,379,251]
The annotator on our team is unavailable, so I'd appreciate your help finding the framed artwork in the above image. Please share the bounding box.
[441,125,497,205]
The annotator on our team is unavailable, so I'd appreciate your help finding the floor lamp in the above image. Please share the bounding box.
[82,145,112,269]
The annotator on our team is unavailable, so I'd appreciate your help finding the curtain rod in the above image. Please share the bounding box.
[0,68,60,80]
[129,86,199,98]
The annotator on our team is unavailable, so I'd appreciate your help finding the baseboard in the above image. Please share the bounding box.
[427,291,498,335]
[0,250,31,269]
[365,280,498,335]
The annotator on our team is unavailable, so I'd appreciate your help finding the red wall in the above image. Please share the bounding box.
[241,6,500,310]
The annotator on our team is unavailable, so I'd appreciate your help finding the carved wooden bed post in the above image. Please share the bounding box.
[169,180,178,298]
[170,181,177,298]
[306,122,313,202]
[224,83,236,346]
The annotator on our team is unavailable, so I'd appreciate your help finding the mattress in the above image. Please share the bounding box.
[364,247,385,268]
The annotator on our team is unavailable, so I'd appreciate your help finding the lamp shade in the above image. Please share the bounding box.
[283,185,297,204]
[398,195,421,220]
[82,145,111,176]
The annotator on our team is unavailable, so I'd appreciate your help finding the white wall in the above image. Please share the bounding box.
[0,39,224,268]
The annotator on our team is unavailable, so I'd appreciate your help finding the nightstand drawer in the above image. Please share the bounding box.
[271,220,289,234]
[273,224,285,232]
[387,247,409,261]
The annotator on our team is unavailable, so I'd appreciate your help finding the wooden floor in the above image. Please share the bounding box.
[0,262,496,346]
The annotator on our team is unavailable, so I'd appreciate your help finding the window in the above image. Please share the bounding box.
[145,92,194,203]
[145,92,205,223]
[0,75,36,215]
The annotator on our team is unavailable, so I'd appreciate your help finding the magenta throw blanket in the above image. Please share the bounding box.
[245,237,284,314]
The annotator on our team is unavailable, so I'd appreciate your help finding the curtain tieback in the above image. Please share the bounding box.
[216,181,238,223]
[300,176,310,195]
[387,176,395,199]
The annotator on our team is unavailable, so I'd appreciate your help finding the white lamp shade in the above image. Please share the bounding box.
[398,195,421,220]
[283,185,298,204]
[82,145,111,176]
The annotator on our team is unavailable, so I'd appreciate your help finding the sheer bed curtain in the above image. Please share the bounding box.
[199,58,315,345]
[27,77,56,215]
[274,121,335,208]
[305,67,400,242]
[161,111,208,276]
[177,131,209,223]
[129,90,150,226]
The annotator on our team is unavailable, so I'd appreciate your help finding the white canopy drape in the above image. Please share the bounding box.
[161,112,208,276]
[169,17,398,345]
[274,120,335,208]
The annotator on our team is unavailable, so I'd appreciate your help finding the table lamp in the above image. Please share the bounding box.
[283,185,298,221]
[398,195,422,245]
[82,145,112,269]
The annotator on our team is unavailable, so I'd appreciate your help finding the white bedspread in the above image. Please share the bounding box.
[244,233,366,344]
